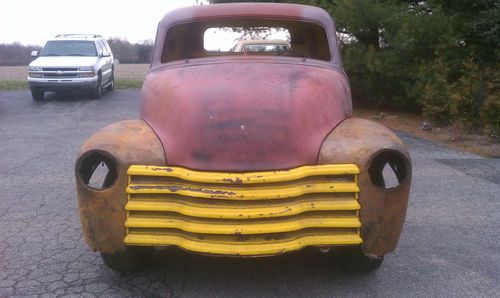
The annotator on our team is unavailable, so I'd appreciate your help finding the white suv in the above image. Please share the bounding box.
[28,34,114,101]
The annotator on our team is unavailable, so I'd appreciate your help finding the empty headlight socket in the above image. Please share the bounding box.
[77,150,118,191]
[368,149,409,191]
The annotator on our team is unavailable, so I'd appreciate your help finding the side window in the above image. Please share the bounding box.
[102,40,111,53]
[95,41,104,56]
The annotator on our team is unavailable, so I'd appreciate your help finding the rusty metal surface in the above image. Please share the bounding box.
[318,118,412,257]
[151,3,341,68]
[124,164,361,255]
[75,120,166,253]
[141,62,351,171]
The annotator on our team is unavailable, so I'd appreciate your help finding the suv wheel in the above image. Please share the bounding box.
[106,71,114,92]
[31,89,44,101]
[93,74,103,99]
[100,247,153,272]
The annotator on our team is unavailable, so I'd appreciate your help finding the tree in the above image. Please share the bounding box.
[137,40,154,64]
[107,38,153,64]
[0,43,40,66]
[107,38,138,63]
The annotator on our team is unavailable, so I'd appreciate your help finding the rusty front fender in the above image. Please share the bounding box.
[75,119,166,253]
[318,118,412,257]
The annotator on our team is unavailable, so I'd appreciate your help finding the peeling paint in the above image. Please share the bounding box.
[129,185,237,196]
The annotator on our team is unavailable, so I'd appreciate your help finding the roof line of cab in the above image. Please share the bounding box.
[158,3,332,27]
[151,3,341,68]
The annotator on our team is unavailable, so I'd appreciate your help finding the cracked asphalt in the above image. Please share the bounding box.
[0,90,499,297]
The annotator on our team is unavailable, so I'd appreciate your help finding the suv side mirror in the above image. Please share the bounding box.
[31,50,38,57]
[101,51,111,57]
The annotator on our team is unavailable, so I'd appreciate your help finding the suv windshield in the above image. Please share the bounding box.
[40,40,97,57]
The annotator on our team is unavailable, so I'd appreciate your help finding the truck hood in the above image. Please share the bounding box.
[140,60,351,171]
[29,56,98,67]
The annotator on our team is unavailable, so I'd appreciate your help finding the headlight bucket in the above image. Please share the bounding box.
[317,117,412,257]
[75,119,167,253]
[77,150,118,191]
[368,149,409,190]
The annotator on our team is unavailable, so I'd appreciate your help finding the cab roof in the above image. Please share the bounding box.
[158,3,333,27]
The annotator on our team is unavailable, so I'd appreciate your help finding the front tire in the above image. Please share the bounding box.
[31,89,44,101]
[335,247,384,273]
[100,246,153,272]
[106,71,114,92]
[93,74,103,99]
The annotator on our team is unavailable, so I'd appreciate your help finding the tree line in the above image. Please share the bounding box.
[0,38,154,66]
[0,43,39,66]
[211,0,499,136]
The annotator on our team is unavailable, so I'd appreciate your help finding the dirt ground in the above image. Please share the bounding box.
[0,64,149,80]
[355,107,500,158]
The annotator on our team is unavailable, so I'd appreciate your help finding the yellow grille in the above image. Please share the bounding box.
[125,164,362,256]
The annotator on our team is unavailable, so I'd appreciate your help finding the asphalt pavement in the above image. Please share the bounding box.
[0,90,499,297]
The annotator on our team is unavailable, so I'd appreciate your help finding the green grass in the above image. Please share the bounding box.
[114,79,144,89]
[0,79,144,90]
[0,80,28,90]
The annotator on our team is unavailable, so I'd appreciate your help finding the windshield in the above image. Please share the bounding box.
[162,19,330,63]
[40,40,97,57]
[241,44,289,53]
[204,27,290,52]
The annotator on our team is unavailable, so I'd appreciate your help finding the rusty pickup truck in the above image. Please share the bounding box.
[75,3,411,272]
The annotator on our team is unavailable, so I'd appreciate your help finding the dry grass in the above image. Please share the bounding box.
[115,64,149,80]
[0,66,27,80]
[0,64,149,80]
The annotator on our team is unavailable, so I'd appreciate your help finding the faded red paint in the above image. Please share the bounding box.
[139,3,349,171]
[141,59,351,171]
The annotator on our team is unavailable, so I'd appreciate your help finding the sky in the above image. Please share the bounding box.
[0,0,202,46]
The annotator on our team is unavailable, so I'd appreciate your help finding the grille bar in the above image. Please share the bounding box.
[43,73,78,78]
[125,230,362,255]
[128,164,359,184]
[42,67,78,71]
[127,181,359,200]
[126,213,361,234]
[125,195,360,219]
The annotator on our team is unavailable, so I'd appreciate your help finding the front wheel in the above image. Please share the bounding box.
[92,75,103,99]
[31,89,44,101]
[100,246,153,272]
[106,71,114,92]
[335,247,384,273]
